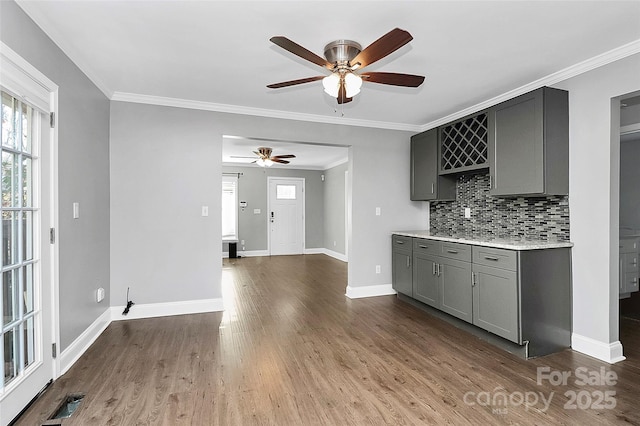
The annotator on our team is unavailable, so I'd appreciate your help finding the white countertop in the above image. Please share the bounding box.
[393,230,574,250]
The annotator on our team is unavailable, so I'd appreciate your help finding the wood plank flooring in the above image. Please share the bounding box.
[14,254,640,425]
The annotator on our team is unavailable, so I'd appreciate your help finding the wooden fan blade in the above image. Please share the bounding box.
[267,76,325,89]
[350,28,413,69]
[272,154,296,159]
[361,72,425,87]
[272,159,290,164]
[270,36,333,69]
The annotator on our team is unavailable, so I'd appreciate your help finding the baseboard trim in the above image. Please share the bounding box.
[231,250,269,258]
[571,333,626,364]
[322,248,348,262]
[111,298,224,321]
[58,308,112,375]
[345,284,396,299]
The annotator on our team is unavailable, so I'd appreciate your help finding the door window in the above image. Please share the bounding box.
[1,91,39,390]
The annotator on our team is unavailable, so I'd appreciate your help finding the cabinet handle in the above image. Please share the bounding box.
[432,262,436,275]
[472,272,476,287]
[437,263,441,276]
[484,256,499,261]
[446,249,459,254]
[407,257,411,268]
[489,175,492,188]
[418,245,428,249]
[396,240,404,244]
[431,183,435,194]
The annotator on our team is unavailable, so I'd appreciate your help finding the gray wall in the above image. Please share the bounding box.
[554,52,640,351]
[621,102,640,126]
[620,138,640,230]
[221,165,325,252]
[323,162,348,255]
[110,101,428,307]
[1,1,111,351]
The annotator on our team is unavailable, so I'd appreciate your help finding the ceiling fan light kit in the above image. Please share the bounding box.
[268,28,425,106]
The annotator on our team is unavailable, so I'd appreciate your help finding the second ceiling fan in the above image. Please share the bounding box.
[267,28,425,104]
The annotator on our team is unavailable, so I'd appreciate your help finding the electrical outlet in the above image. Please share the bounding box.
[96,287,105,303]
[375,265,381,274]
[375,207,381,216]
[241,240,245,245]
[464,207,471,219]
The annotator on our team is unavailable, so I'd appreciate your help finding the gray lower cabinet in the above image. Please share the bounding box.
[439,257,472,323]
[392,235,413,296]
[488,86,568,196]
[413,252,439,307]
[620,237,639,297]
[472,264,519,343]
[392,234,572,357]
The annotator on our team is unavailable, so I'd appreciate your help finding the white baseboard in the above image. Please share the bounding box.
[323,248,348,262]
[345,284,396,299]
[571,333,626,364]
[304,248,324,255]
[58,307,112,375]
[111,298,224,321]
[226,250,269,258]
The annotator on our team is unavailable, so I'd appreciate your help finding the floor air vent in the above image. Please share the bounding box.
[45,393,85,423]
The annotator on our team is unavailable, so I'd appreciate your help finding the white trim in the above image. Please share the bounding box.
[571,333,626,364]
[345,284,396,299]
[58,308,111,375]
[225,249,269,258]
[111,92,421,132]
[111,298,224,322]
[304,248,348,262]
[420,38,640,132]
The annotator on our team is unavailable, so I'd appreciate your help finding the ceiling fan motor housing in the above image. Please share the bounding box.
[324,40,362,67]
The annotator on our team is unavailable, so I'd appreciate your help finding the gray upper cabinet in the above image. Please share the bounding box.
[488,87,568,196]
[411,129,456,201]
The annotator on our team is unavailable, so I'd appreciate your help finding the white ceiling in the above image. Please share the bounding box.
[15,0,640,168]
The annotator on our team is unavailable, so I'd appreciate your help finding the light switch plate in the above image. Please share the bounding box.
[73,202,79,219]
[375,207,381,216]
[201,206,209,216]
[254,209,261,214]
[464,207,471,219]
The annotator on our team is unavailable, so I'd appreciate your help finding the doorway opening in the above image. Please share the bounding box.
[618,92,640,360]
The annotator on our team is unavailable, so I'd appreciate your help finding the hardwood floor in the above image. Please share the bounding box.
[14,254,640,425]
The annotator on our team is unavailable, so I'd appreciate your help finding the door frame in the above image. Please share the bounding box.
[266,176,305,255]
[0,42,60,421]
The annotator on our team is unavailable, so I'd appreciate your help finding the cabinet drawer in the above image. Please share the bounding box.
[624,253,639,273]
[439,242,471,262]
[620,238,639,254]
[473,246,518,271]
[392,235,412,249]
[624,273,639,293]
[413,238,440,254]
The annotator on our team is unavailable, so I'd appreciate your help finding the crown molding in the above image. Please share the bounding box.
[419,39,640,132]
[16,0,113,99]
[110,91,422,132]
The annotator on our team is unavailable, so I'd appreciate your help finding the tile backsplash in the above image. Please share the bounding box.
[430,173,569,241]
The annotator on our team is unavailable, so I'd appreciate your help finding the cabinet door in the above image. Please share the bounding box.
[392,249,413,296]
[473,264,519,343]
[411,129,438,201]
[439,258,472,323]
[489,89,544,196]
[413,252,439,308]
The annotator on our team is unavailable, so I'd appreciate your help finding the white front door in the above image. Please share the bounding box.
[268,178,304,256]
[0,45,57,425]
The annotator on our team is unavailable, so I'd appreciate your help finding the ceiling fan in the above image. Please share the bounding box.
[267,28,425,104]
[231,147,296,167]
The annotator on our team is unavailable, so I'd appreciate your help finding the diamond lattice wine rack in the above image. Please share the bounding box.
[440,112,488,173]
